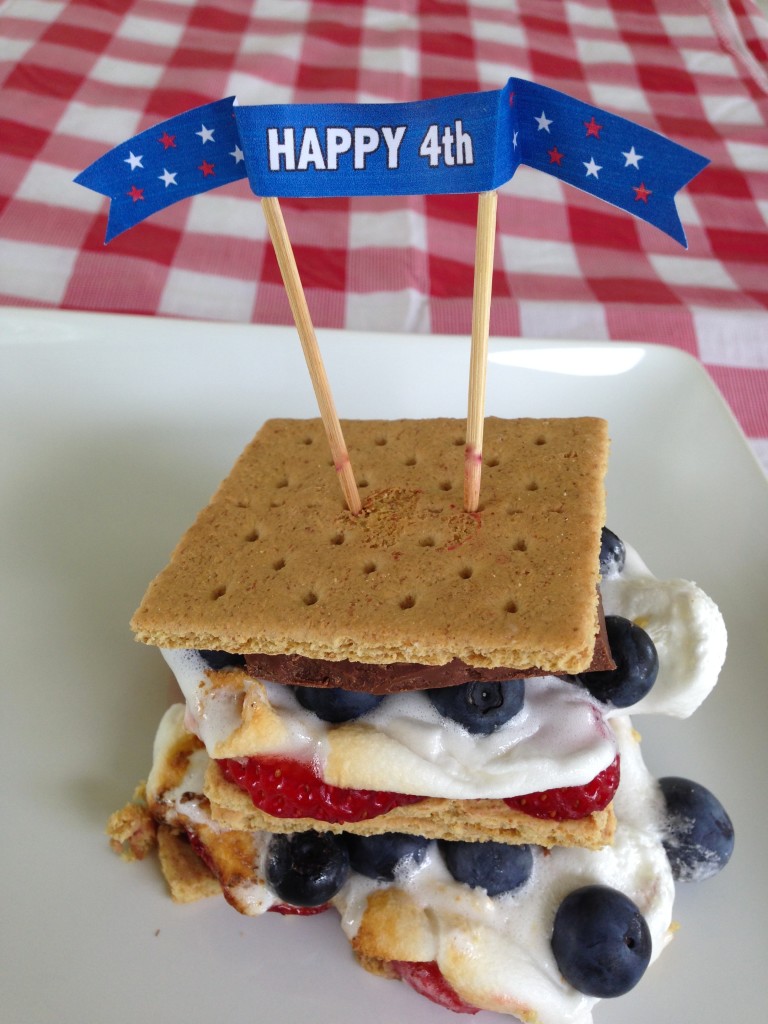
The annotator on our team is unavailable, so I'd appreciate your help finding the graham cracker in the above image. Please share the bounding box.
[132,417,608,673]
[156,825,221,904]
[204,761,616,851]
[105,782,219,903]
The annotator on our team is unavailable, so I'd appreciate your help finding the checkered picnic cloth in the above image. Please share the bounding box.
[1,0,766,470]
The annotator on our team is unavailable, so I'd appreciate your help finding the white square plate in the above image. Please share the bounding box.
[2,308,766,1024]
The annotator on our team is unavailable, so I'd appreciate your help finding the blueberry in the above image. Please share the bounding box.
[427,679,525,735]
[599,527,626,578]
[551,885,651,997]
[265,831,350,908]
[438,839,534,897]
[198,649,245,670]
[577,615,658,708]
[293,685,384,723]
[658,776,734,882]
[346,832,430,881]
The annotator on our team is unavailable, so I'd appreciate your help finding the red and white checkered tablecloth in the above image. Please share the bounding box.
[1,0,766,470]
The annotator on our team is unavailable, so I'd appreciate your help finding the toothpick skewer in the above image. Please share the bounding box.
[261,196,362,515]
[464,189,498,513]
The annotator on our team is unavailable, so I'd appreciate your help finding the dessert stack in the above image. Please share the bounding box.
[110,414,733,1024]
[77,62,726,1024]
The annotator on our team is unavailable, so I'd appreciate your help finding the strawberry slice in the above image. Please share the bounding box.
[391,961,479,1014]
[218,754,620,825]
[503,755,620,820]
[268,902,330,916]
[217,755,424,823]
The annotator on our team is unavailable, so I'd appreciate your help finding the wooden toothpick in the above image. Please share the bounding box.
[464,189,498,513]
[261,196,362,515]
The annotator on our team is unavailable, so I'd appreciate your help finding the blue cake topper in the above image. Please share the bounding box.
[76,79,708,247]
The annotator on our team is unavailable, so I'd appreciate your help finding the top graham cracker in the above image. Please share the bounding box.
[131,417,609,672]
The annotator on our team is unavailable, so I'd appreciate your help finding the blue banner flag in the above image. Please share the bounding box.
[512,82,707,247]
[75,98,247,242]
[235,83,517,199]
[76,80,708,247]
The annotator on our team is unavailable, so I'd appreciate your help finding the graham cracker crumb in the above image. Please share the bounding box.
[106,783,157,862]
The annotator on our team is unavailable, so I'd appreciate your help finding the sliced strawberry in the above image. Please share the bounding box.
[218,753,620,825]
[391,961,479,1014]
[186,829,216,871]
[267,902,330,916]
[503,755,620,820]
[217,755,424,823]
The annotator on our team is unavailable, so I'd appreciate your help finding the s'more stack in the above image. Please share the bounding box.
[110,415,732,1024]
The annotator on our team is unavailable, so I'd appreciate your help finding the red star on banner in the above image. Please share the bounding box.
[508,91,515,106]
[548,146,564,165]
[584,117,602,138]
[199,160,215,177]
[633,182,652,203]
[127,185,144,202]
[158,131,176,149]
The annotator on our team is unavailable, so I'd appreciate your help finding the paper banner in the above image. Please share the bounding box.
[76,79,708,246]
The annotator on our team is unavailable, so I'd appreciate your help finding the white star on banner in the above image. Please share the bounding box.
[124,151,143,170]
[584,156,602,178]
[535,111,553,132]
[230,145,244,163]
[622,146,643,169]
[158,168,178,187]
[196,124,215,144]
